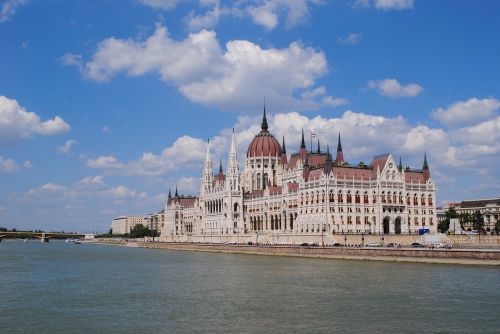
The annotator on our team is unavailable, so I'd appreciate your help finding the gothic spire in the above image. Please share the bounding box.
[219,158,223,174]
[335,132,344,164]
[399,156,403,171]
[282,134,286,153]
[261,102,268,131]
[300,129,305,148]
[174,186,178,198]
[168,188,171,199]
[317,138,321,154]
[423,153,430,181]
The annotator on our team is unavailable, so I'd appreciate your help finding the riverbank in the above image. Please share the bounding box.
[90,240,500,266]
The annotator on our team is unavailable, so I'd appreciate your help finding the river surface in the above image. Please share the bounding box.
[1,240,499,334]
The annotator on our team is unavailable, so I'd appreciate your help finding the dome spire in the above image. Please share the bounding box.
[261,100,268,131]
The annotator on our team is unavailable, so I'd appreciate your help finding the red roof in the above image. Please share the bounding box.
[404,171,425,183]
[177,198,196,208]
[369,154,389,177]
[247,131,281,158]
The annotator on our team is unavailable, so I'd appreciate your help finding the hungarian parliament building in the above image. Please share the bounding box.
[160,109,437,244]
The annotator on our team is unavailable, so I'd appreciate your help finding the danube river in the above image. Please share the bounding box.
[1,240,500,333]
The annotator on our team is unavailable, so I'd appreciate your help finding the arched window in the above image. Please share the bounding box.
[355,191,360,204]
[256,173,261,189]
[347,191,352,204]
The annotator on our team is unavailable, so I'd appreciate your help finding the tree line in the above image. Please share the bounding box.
[438,207,500,234]
[96,224,158,239]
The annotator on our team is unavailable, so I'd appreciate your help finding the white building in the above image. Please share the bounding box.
[161,108,437,244]
[111,215,147,235]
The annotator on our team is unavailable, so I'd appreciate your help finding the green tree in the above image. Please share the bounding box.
[473,210,484,231]
[495,221,500,234]
[129,224,157,238]
[438,207,459,233]
[460,212,472,229]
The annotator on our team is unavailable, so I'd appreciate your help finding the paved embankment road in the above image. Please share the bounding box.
[109,241,500,266]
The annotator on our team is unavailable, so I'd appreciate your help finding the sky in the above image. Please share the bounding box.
[0,0,499,233]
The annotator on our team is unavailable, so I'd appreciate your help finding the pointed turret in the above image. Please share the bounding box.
[174,186,178,198]
[281,134,288,166]
[202,139,214,193]
[317,138,321,154]
[167,188,172,206]
[335,133,344,165]
[219,158,223,174]
[226,128,240,191]
[398,156,403,171]
[324,144,332,175]
[300,129,307,161]
[423,153,430,181]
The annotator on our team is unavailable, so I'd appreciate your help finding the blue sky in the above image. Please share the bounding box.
[1,0,499,232]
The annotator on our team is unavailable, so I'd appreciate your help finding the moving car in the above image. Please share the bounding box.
[366,242,381,247]
[411,242,425,248]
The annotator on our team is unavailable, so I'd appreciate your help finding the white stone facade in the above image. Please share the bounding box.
[160,111,437,244]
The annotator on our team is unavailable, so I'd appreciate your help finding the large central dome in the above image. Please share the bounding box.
[246,108,281,158]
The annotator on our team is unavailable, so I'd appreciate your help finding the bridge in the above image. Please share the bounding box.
[0,231,90,242]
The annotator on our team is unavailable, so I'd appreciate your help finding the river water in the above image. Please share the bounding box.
[1,240,499,334]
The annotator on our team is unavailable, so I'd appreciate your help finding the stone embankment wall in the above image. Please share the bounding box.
[448,235,500,248]
[137,242,500,264]
[160,233,500,248]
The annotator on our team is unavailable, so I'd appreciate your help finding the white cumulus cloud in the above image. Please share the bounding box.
[78,25,327,112]
[432,97,500,128]
[0,95,70,145]
[57,139,77,154]
[0,155,20,173]
[374,0,413,10]
[0,0,27,23]
[366,78,423,98]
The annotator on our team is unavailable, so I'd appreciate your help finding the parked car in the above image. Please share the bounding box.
[300,242,309,247]
[435,243,453,249]
[333,243,342,247]
[411,242,425,248]
[386,242,400,248]
[366,242,381,247]
[247,241,253,246]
